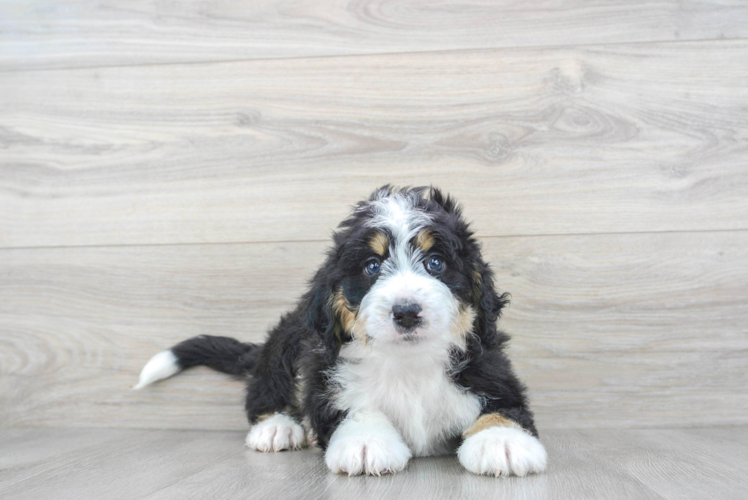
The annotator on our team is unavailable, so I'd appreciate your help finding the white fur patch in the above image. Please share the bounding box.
[332,341,481,456]
[325,411,412,475]
[365,189,431,244]
[457,426,547,477]
[245,413,306,452]
[133,350,180,390]
[353,269,465,346]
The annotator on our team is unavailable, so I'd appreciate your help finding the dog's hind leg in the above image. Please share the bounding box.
[243,312,308,452]
[244,368,307,452]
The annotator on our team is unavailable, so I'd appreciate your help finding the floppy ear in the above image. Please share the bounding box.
[470,258,511,349]
[304,249,350,356]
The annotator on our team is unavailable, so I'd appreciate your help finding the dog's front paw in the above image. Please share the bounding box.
[246,413,306,452]
[458,426,547,477]
[325,423,412,476]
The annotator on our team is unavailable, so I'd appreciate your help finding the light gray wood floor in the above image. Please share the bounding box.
[1,427,746,500]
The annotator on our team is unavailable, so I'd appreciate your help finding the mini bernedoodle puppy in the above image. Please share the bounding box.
[135,186,547,477]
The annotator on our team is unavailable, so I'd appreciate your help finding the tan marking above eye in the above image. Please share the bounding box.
[369,232,389,256]
[462,413,525,438]
[416,229,435,252]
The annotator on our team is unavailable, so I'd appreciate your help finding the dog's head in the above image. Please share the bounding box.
[306,186,508,353]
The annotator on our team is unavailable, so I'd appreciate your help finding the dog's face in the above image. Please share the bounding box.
[308,186,507,351]
[339,191,476,347]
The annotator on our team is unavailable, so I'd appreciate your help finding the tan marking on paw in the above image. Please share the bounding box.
[463,413,524,439]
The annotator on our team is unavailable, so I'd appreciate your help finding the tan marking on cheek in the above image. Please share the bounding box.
[331,288,358,335]
[351,315,369,345]
[369,232,389,256]
[256,413,275,423]
[472,269,483,300]
[452,303,476,338]
[416,229,435,252]
[463,413,524,438]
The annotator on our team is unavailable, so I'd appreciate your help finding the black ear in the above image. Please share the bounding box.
[429,186,462,215]
[305,267,335,348]
[303,249,347,356]
[471,258,511,349]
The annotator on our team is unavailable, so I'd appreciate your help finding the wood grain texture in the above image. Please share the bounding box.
[0,429,240,499]
[2,427,748,500]
[1,231,746,430]
[2,1,747,71]
[2,40,748,248]
[0,428,147,488]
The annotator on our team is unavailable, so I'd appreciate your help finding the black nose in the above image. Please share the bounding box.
[392,302,422,330]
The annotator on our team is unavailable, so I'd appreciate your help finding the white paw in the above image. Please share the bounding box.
[245,413,306,452]
[325,417,412,476]
[458,426,547,477]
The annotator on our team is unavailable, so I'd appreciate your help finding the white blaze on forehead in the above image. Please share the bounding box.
[366,191,430,237]
[365,191,431,274]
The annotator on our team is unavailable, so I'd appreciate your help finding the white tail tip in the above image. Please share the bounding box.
[133,350,181,390]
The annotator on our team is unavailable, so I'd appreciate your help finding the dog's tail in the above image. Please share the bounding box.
[133,335,261,390]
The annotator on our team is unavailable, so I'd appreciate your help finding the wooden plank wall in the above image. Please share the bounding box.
[1,0,747,431]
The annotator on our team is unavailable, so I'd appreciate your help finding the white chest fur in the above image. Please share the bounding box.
[331,342,481,456]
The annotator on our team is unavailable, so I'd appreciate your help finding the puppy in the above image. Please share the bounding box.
[135,186,547,477]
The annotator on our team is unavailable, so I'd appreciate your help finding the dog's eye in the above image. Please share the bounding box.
[426,256,445,273]
[364,259,381,276]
